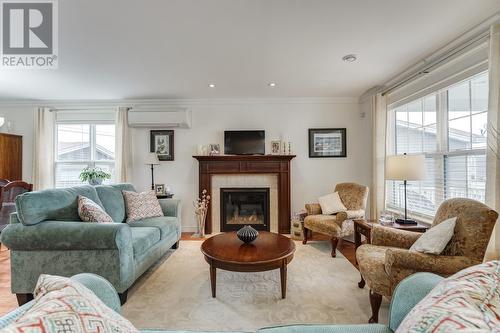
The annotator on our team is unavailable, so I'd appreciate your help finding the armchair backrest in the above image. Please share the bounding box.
[433,198,498,261]
[334,182,369,211]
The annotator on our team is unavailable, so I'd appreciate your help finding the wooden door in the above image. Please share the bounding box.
[0,133,22,180]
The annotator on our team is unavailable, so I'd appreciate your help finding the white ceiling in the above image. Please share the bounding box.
[1,0,500,100]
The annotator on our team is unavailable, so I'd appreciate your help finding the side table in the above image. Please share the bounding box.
[354,219,429,288]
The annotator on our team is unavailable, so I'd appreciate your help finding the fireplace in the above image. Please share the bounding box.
[220,188,270,231]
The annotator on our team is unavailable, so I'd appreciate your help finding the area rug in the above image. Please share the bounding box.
[122,240,389,331]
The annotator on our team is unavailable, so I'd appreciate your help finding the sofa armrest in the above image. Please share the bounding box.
[158,198,181,218]
[10,212,21,224]
[371,225,422,248]
[71,273,121,314]
[0,221,132,251]
[385,248,477,277]
[305,203,322,215]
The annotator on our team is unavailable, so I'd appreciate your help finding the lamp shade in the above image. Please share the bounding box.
[145,153,160,165]
[386,154,426,181]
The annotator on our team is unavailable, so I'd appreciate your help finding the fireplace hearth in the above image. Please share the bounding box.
[220,188,270,231]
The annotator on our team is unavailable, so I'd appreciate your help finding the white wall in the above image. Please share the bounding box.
[0,99,372,231]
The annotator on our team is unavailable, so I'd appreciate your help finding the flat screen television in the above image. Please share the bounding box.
[224,130,265,155]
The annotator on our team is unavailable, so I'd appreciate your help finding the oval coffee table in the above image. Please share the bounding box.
[201,231,295,299]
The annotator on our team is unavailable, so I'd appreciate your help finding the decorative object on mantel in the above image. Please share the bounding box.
[155,183,165,195]
[209,144,220,156]
[237,225,259,243]
[0,117,4,129]
[271,140,281,155]
[145,153,160,190]
[193,189,211,237]
[197,144,209,155]
[79,167,111,186]
[308,128,347,158]
[150,130,174,161]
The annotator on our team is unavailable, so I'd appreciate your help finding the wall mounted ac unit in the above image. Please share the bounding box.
[128,108,192,128]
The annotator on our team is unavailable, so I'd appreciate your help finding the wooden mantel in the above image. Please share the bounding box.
[193,155,296,234]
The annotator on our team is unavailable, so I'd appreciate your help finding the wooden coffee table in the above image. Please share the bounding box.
[201,232,295,299]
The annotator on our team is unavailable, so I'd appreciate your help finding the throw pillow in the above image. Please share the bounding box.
[78,195,113,223]
[1,274,138,333]
[409,217,456,254]
[318,192,347,215]
[395,260,500,333]
[122,190,163,222]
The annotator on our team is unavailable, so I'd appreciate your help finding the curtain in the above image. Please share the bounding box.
[115,106,132,183]
[485,23,500,261]
[32,107,55,190]
[370,93,388,219]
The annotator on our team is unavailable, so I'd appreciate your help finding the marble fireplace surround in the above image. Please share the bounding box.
[212,174,278,233]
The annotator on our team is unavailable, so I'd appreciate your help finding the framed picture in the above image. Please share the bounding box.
[209,144,220,156]
[308,128,346,158]
[271,140,281,155]
[155,184,165,195]
[150,130,174,161]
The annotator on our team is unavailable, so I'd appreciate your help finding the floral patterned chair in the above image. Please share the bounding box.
[356,198,498,323]
[303,182,369,257]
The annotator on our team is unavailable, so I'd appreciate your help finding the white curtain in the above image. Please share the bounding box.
[485,23,500,261]
[370,93,388,219]
[115,106,132,183]
[32,107,55,190]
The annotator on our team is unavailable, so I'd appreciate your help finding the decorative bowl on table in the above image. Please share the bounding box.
[237,225,259,243]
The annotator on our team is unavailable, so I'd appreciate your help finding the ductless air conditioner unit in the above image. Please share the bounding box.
[128,108,192,128]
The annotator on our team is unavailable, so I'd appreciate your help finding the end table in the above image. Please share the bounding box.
[354,219,429,288]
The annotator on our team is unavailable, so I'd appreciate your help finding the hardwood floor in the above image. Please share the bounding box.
[0,232,358,316]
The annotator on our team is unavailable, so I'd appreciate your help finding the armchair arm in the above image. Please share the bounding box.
[336,209,366,223]
[0,221,132,251]
[158,198,181,218]
[371,225,422,248]
[305,203,322,215]
[385,248,478,278]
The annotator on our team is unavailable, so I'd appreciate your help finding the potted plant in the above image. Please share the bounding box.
[79,167,111,186]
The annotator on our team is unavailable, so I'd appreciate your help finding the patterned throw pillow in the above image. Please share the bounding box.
[1,274,138,333]
[396,260,500,333]
[122,190,163,222]
[78,195,113,223]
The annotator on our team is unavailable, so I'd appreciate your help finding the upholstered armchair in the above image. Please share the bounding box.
[303,182,369,257]
[356,198,498,323]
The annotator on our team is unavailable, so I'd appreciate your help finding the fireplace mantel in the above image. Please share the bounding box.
[193,155,296,234]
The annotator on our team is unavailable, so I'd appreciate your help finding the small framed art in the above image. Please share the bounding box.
[150,130,174,161]
[308,128,346,158]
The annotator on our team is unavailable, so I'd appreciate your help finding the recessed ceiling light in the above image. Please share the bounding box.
[208,83,216,88]
[268,82,277,87]
[342,54,357,62]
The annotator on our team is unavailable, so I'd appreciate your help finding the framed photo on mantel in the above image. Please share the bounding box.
[150,130,174,161]
[308,128,346,158]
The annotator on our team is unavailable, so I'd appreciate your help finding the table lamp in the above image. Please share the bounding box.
[385,153,425,225]
[145,153,160,190]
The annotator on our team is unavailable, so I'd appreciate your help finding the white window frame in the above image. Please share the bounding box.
[54,120,116,188]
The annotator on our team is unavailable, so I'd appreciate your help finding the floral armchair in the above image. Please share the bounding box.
[303,182,369,257]
[356,198,498,323]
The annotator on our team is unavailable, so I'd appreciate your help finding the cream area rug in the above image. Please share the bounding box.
[122,240,389,331]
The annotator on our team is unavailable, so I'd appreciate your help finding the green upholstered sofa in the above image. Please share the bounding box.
[0,272,443,333]
[0,183,181,304]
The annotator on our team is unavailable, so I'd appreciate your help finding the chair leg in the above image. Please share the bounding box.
[302,227,309,244]
[118,290,128,305]
[16,293,33,306]
[331,237,339,257]
[368,290,382,323]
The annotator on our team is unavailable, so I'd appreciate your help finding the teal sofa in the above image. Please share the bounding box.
[0,184,181,304]
[0,272,443,333]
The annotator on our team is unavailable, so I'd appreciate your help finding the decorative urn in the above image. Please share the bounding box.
[237,225,259,243]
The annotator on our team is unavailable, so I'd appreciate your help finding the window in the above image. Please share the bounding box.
[55,123,116,188]
[386,72,488,219]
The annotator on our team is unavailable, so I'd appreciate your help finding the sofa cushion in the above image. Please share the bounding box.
[128,216,179,239]
[78,195,113,223]
[395,260,500,333]
[15,185,103,226]
[1,274,138,333]
[409,216,456,254]
[123,190,163,222]
[318,192,347,215]
[95,184,135,222]
[131,227,161,257]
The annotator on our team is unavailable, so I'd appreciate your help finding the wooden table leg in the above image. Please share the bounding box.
[210,265,216,298]
[280,262,287,299]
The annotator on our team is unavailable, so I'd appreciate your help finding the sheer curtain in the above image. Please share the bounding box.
[115,106,132,183]
[32,107,55,190]
[370,93,388,219]
[485,23,500,261]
